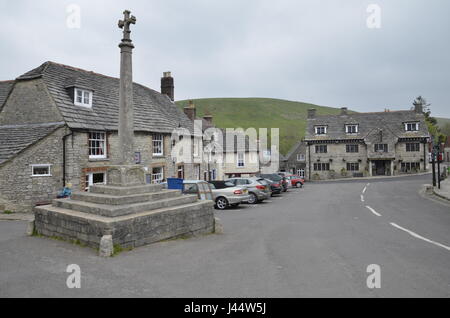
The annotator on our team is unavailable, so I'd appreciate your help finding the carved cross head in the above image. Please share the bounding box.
[118,10,136,41]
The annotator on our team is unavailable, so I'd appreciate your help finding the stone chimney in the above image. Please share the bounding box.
[161,71,174,101]
[341,107,348,115]
[307,109,316,119]
[203,115,213,126]
[183,100,196,121]
[414,101,423,114]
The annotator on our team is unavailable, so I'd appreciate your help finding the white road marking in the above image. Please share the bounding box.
[366,206,381,217]
[361,195,365,202]
[362,186,367,194]
[390,223,450,252]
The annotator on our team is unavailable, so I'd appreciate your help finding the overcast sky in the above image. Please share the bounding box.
[1,0,449,117]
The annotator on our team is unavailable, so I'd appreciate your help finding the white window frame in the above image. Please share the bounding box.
[346,124,359,134]
[31,164,52,177]
[315,126,327,135]
[89,132,107,159]
[297,169,305,178]
[153,134,164,156]
[85,172,106,191]
[237,152,245,168]
[151,167,164,184]
[74,88,93,108]
[405,122,419,132]
[297,154,305,161]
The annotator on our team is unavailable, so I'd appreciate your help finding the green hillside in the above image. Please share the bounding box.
[437,117,450,136]
[176,98,345,155]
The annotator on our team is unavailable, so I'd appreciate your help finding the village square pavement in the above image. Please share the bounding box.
[0,174,449,297]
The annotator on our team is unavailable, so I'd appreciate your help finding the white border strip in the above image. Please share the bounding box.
[390,223,450,252]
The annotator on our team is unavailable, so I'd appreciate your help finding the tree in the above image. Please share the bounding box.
[413,96,445,143]
[441,123,450,137]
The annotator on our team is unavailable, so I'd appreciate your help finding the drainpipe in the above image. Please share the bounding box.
[423,140,427,171]
[62,130,74,187]
[308,143,311,181]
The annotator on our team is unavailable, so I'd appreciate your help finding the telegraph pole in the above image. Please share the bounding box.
[432,147,437,187]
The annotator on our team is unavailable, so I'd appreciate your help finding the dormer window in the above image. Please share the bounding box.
[405,122,419,132]
[346,124,359,134]
[74,88,93,108]
[315,126,327,135]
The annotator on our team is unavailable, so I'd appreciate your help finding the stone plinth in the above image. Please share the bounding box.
[34,183,215,252]
[107,165,146,186]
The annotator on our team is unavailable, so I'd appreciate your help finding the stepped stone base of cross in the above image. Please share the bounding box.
[106,165,146,187]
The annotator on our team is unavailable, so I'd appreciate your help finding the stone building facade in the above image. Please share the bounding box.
[0,62,197,213]
[304,106,430,181]
[279,141,307,178]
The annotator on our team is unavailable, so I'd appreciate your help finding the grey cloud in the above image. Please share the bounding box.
[1,0,449,117]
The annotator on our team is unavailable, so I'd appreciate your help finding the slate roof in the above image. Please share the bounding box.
[0,81,14,109]
[285,141,306,160]
[0,122,65,165]
[15,61,194,134]
[305,110,429,141]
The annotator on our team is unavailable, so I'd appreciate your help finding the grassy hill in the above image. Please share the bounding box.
[176,98,345,155]
[437,117,450,136]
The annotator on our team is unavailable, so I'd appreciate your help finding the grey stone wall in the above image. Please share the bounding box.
[65,131,195,191]
[307,143,369,180]
[34,201,215,249]
[306,141,429,181]
[282,143,307,175]
[0,127,67,212]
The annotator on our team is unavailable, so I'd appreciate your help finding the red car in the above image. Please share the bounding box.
[286,175,305,188]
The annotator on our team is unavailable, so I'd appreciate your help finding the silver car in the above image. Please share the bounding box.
[226,177,271,204]
[208,181,250,210]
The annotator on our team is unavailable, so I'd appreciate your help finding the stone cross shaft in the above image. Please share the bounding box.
[118,10,136,165]
[118,10,136,42]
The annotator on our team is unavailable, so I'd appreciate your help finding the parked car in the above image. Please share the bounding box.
[181,180,214,201]
[260,178,283,196]
[208,181,250,210]
[259,174,288,192]
[226,177,270,204]
[285,175,305,188]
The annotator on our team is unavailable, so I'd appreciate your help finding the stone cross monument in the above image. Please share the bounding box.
[118,10,136,165]
[107,10,145,186]
[33,10,216,256]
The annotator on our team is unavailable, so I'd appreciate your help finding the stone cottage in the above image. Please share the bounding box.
[279,141,307,178]
[0,62,196,213]
[304,106,430,181]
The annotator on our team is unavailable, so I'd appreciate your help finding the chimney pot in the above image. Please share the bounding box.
[183,100,196,121]
[161,71,174,101]
[203,115,213,126]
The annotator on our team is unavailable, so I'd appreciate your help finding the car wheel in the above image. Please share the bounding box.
[296,182,303,188]
[248,192,258,204]
[215,197,229,210]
